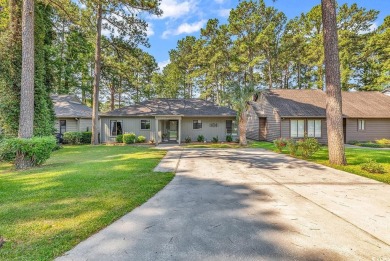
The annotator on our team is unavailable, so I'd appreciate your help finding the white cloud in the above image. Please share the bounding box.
[369,22,378,32]
[155,0,197,19]
[358,22,378,35]
[158,59,170,71]
[162,19,206,38]
[218,8,231,18]
[146,23,154,37]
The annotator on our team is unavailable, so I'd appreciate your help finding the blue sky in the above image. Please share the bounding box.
[143,0,389,70]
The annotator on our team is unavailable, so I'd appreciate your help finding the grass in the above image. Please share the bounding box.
[251,141,390,184]
[0,145,174,261]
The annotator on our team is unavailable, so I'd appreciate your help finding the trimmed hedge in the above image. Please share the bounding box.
[116,134,123,143]
[0,136,56,166]
[197,135,205,142]
[123,133,136,144]
[81,132,92,144]
[63,132,82,144]
[63,132,92,144]
[136,135,146,143]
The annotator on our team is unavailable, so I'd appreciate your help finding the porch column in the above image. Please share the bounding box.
[178,118,181,145]
[155,118,159,145]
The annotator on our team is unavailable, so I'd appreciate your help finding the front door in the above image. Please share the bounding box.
[168,120,178,141]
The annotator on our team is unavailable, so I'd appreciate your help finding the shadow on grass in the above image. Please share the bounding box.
[0,146,173,261]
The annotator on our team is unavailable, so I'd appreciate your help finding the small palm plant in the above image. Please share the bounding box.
[227,82,256,146]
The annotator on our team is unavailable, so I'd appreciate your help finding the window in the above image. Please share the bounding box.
[193,120,202,129]
[307,120,322,138]
[290,119,305,138]
[358,119,365,131]
[141,120,151,130]
[226,120,238,135]
[59,120,66,134]
[110,120,123,136]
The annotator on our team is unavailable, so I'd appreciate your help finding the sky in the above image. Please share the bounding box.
[143,0,390,70]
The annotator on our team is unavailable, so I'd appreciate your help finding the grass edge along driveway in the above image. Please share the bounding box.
[250,141,390,184]
[0,145,174,261]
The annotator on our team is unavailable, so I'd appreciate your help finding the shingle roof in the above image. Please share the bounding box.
[101,99,236,117]
[52,95,92,118]
[258,89,390,118]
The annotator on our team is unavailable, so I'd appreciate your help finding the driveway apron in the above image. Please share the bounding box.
[57,148,390,261]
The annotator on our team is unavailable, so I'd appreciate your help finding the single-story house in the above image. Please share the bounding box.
[247,89,390,143]
[52,95,93,134]
[100,99,237,144]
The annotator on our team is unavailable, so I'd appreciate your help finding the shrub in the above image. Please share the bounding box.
[136,135,146,143]
[0,136,56,167]
[273,138,287,152]
[63,132,82,145]
[197,134,205,142]
[226,135,233,142]
[297,137,321,159]
[359,142,383,148]
[116,134,123,143]
[81,132,92,144]
[376,138,390,145]
[212,136,219,143]
[185,136,192,143]
[347,140,360,145]
[123,133,136,144]
[361,159,385,174]
[0,134,4,142]
[286,139,298,156]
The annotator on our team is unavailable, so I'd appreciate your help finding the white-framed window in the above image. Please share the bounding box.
[358,119,365,131]
[193,120,202,129]
[141,120,151,130]
[226,120,238,135]
[307,119,322,138]
[290,119,305,138]
[110,120,123,136]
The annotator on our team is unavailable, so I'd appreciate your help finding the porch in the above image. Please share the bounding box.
[155,116,183,145]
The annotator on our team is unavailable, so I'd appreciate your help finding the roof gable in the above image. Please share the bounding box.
[52,95,92,118]
[256,89,390,118]
[102,99,236,117]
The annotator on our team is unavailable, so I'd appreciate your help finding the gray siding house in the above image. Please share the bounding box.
[247,90,390,143]
[52,95,93,134]
[100,99,237,144]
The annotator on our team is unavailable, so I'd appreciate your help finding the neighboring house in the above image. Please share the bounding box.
[247,89,390,143]
[52,95,93,134]
[100,99,237,144]
[383,88,390,96]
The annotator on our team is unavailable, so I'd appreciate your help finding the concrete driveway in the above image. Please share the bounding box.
[57,149,390,261]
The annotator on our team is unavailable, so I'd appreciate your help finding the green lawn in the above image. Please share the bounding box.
[0,145,174,261]
[251,141,390,184]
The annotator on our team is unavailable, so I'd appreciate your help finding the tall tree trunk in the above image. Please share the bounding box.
[91,3,102,145]
[16,0,35,169]
[19,0,34,139]
[118,76,122,108]
[110,81,115,111]
[297,61,301,89]
[239,110,247,146]
[321,0,346,165]
[267,52,273,89]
